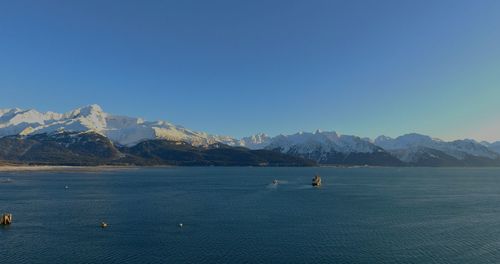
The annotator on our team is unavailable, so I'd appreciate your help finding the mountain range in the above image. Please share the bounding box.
[1,104,499,167]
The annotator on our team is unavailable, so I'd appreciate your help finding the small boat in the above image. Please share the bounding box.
[272,179,278,185]
[64,185,69,189]
[101,222,108,228]
[312,175,322,187]
[179,223,183,228]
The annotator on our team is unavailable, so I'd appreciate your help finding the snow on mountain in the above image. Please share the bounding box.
[238,133,272,149]
[236,130,401,165]
[374,133,499,161]
[250,130,381,154]
[491,142,500,154]
[1,104,500,165]
[448,139,498,159]
[374,133,443,150]
[0,108,63,137]
[0,105,377,155]
[0,105,400,159]
[0,104,237,146]
[481,141,500,155]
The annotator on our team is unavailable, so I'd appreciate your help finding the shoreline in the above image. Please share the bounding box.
[2,165,499,172]
[0,165,143,172]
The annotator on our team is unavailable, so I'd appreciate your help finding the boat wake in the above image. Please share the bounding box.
[266,184,278,189]
[296,185,314,189]
[0,178,13,184]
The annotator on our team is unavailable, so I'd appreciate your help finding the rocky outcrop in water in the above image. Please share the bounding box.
[1,213,12,225]
[312,175,322,187]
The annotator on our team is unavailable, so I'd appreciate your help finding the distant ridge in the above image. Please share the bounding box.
[0,132,314,167]
[0,105,499,167]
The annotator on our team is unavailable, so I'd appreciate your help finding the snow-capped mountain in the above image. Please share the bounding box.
[374,134,442,151]
[0,108,63,136]
[237,130,402,165]
[262,130,379,153]
[481,141,500,155]
[374,133,499,163]
[1,104,500,166]
[238,133,272,149]
[0,104,238,146]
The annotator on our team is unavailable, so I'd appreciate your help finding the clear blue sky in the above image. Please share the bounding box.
[1,0,499,140]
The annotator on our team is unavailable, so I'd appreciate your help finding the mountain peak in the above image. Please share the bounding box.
[0,108,22,116]
[375,135,392,141]
[69,104,104,117]
[1,104,500,164]
[398,133,431,139]
[239,133,272,149]
[86,104,103,112]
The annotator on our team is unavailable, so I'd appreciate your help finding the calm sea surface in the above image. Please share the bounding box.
[2,167,500,263]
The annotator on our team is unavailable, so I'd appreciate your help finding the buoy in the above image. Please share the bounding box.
[178,223,183,228]
[1,213,12,225]
[101,222,108,228]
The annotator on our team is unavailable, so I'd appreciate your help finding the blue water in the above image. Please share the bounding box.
[2,167,500,263]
